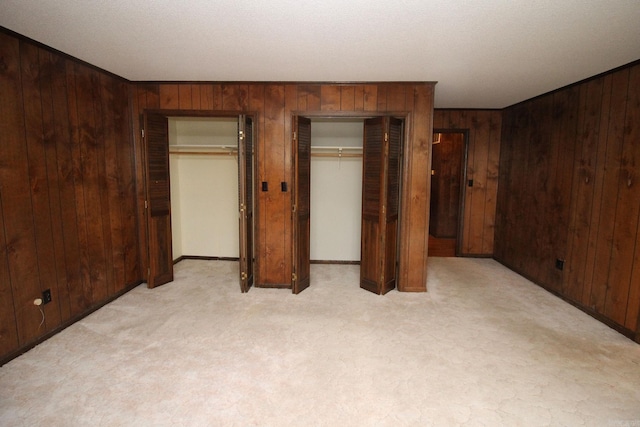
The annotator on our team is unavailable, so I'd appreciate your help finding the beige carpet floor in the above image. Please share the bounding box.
[1,258,639,426]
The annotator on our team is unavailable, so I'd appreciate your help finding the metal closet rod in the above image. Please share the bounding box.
[311,146,363,158]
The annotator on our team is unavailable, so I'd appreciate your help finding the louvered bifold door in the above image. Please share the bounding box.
[360,117,401,294]
[383,117,403,293]
[238,115,254,292]
[143,112,174,288]
[292,116,311,294]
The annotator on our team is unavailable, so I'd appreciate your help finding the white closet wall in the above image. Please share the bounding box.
[310,120,363,261]
[169,118,239,259]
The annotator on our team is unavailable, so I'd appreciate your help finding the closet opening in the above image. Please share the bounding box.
[143,111,255,292]
[309,118,364,265]
[292,115,405,295]
[428,130,468,257]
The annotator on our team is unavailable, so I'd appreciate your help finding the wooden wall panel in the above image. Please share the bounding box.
[131,82,435,292]
[0,29,141,364]
[495,61,640,341]
[432,109,502,256]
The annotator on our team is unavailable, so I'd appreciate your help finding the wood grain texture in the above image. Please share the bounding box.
[130,82,434,292]
[495,61,640,338]
[433,109,502,256]
[0,30,141,361]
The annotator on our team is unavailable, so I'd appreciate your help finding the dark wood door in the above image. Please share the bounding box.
[292,116,311,294]
[360,117,402,294]
[238,115,254,292]
[143,112,173,288]
[429,132,464,239]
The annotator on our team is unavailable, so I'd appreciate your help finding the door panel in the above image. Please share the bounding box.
[238,115,254,292]
[360,117,402,294]
[143,112,173,288]
[292,116,311,294]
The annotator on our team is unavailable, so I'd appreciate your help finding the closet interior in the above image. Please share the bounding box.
[169,117,240,261]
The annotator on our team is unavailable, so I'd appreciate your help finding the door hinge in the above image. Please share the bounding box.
[144,200,148,209]
[239,203,245,213]
[239,130,244,140]
[384,132,389,143]
[141,128,145,139]
[293,131,297,141]
[382,205,386,215]
[241,272,248,280]
[292,204,297,213]
[147,267,151,277]
[292,273,297,282]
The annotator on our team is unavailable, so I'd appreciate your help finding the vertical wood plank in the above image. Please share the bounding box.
[159,84,179,109]
[399,84,431,291]
[178,84,192,109]
[100,75,125,294]
[386,83,407,112]
[363,85,377,112]
[625,65,640,330]
[605,65,639,325]
[190,84,201,109]
[0,33,23,352]
[263,84,286,284]
[76,65,109,305]
[482,111,501,254]
[249,85,265,284]
[200,84,214,110]
[38,49,73,323]
[582,74,613,304]
[320,85,341,111]
[0,36,44,344]
[222,84,248,111]
[116,81,139,288]
[376,83,388,112]
[340,86,355,111]
[20,42,65,331]
[354,85,365,111]
[211,84,223,110]
[284,84,297,281]
[565,78,604,302]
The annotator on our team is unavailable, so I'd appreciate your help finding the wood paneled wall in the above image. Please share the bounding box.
[132,83,435,291]
[495,62,640,341]
[433,110,502,255]
[0,30,140,363]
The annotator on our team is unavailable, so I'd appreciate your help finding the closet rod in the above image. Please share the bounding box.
[311,153,362,158]
[169,150,238,156]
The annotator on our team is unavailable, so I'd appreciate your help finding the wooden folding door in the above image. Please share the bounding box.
[238,115,255,292]
[360,117,403,294]
[291,116,311,294]
[143,112,173,288]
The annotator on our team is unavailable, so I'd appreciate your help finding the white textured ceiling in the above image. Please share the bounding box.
[1,0,639,108]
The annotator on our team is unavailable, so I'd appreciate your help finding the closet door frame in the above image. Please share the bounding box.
[289,112,409,293]
[141,109,258,290]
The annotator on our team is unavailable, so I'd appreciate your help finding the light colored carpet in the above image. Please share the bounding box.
[1,258,639,426]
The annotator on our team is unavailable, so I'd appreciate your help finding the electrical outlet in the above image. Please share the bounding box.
[42,289,52,305]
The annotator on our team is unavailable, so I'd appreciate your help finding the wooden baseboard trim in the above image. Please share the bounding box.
[174,255,239,264]
[255,283,291,289]
[1,280,143,367]
[494,257,638,343]
[311,260,360,265]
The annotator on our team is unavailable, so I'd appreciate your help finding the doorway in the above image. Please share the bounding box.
[142,111,254,292]
[169,117,239,262]
[292,116,404,295]
[429,130,467,257]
